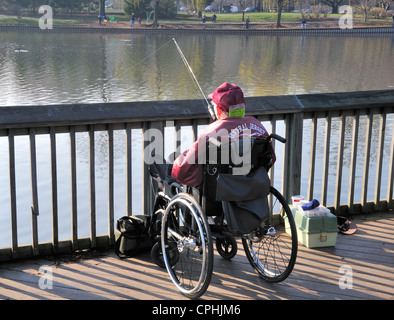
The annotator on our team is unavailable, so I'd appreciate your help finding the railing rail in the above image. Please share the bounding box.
[0,90,393,261]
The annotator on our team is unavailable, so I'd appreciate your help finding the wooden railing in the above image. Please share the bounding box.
[0,90,393,261]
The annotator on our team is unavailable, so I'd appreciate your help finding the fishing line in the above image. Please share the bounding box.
[129,38,174,69]
[172,38,217,122]
[127,37,216,121]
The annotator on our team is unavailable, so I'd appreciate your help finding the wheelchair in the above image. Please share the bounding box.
[148,133,298,299]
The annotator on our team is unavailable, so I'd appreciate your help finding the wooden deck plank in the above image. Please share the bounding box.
[1,213,393,300]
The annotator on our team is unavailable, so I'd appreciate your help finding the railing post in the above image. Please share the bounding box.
[321,114,332,207]
[348,110,360,213]
[374,112,386,211]
[143,120,164,217]
[8,130,18,259]
[334,113,346,214]
[126,123,132,216]
[70,126,78,250]
[29,128,39,256]
[142,122,149,216]
[307,116,317,201]
[388,117,394,210]
[283,112,303,202]
[89,125,97,248]
[361,110,373,212]
[50,127,59,251]
[107,124,115,245]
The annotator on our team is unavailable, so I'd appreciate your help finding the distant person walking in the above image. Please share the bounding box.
[246,16,250,29]
[131,13,135,28]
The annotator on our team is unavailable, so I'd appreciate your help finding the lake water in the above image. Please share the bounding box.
[0,32,393,247]
[1,32,394,106]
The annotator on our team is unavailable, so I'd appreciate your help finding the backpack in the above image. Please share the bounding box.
[114,215,153,259]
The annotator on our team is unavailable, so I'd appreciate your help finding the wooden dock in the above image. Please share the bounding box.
[1,212,393,301]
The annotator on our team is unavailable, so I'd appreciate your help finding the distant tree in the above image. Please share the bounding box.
[52,0,85,13]
[153,0,158,24]
[158,0,176,18]
[239,0,248,21]
[186,0,206,13]
[320,0,345,14]
[3,0,32,15]
[274,0,294,28]
[124,0,176,24]
[358,0,377,21]
[124,0,146,18]
[377,0,393,10]
[276,0,284,27]
[3,0,31,7]
[99,0,105,16]
[151,0,176,24]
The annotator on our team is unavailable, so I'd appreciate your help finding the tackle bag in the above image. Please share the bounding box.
[114,215,152,259]
[216,166,271,235]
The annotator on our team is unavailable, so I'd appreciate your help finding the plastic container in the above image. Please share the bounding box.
[291,195,304,205]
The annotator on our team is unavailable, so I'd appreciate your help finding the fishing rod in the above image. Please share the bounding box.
[172,38,217,122]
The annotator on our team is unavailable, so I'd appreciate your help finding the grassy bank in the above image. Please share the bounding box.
[175,11,393,26]
[177,12,305,23]
[0,16,96,27]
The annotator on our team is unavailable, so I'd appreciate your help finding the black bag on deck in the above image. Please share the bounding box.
[114,215,152,259]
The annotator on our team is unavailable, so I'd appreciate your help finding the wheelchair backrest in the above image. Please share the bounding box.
[205,137,271,177]
[203,138,272,215]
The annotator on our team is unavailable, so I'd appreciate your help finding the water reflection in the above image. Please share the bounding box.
[0,32,393,106]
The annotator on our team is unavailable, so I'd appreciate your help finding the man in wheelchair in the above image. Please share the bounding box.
[171,82,276,235]
[150,83,296,297]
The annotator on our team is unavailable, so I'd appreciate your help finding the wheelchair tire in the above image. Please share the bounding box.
[242,186,298,283]
[161,193,214,299]
[215,232,238,260]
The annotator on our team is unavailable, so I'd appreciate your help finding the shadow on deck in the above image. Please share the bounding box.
[1,212,393,301]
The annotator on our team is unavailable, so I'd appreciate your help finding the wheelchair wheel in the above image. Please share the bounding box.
[216,232,237,260]
[242,186,298,283]
[161,192,214,299]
